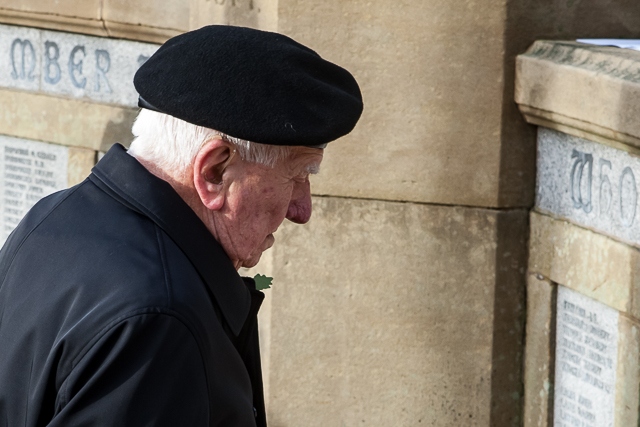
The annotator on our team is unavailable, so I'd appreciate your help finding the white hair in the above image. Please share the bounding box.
[127,109,291,176]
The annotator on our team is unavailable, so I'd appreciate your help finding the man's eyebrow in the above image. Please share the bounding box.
[305,163,321,174]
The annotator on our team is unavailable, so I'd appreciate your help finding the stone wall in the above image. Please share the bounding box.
[261,3,640,426]
[517,41,640,426]
[0,1,639,426]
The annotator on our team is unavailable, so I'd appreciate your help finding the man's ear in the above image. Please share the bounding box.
[193,137,236,211]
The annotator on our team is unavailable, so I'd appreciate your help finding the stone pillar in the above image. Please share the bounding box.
[517,41,640,426]
[257,2,640,426]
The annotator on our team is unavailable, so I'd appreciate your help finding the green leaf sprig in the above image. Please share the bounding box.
[254,274,273,291]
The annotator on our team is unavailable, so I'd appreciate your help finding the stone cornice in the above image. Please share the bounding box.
[516,40,640,151]
[0,7,179,44]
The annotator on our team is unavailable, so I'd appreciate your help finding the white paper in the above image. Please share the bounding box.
[577,39,640,51]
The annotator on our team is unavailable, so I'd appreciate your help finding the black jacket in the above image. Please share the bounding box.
[0,144,266,426]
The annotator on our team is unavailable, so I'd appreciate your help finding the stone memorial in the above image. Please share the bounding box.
[0,23,158,107]
[0,24,160,244]
[0,1,635,425]
[537,128,640,246]
[517,41,640,427]
[0,135,69,244]
[554,287,618,427]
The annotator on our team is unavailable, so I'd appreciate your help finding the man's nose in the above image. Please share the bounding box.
[286,180,312,224]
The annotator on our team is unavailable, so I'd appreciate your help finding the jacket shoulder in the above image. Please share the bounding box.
[0,177,214,360]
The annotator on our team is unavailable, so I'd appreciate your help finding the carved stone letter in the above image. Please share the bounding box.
[68,45,87,89]
[43,41,61,85]
[94,49,112,93]
[570,149,593,214]
[10,39,36,81]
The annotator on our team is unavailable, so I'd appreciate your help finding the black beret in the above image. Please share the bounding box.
[134,25,363,147]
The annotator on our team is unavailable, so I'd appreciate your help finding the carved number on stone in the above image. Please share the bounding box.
[619,167,637,227]
[571,149,593,213]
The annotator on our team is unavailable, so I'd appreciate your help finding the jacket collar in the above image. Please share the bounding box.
[89,144,251,335]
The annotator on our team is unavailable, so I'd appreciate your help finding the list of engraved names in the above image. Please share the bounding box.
[554,287,618,427]
[0,136,68,243]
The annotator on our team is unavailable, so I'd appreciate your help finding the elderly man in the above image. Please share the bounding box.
[0,26,362,426]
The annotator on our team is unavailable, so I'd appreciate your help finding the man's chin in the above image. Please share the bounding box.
[238,236,274,269]
[239,249,267,269]
[240,255,262,269]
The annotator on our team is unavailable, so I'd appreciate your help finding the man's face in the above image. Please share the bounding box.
[212,146,323,269]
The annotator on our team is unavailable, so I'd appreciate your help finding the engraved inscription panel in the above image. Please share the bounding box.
[537,128,640,247]
[0,136,68,244]
[0,24,159,107]
[554,286,618,427]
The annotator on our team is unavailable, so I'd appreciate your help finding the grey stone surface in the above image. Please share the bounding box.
[0,24,158,107]
[0,135,68,244]
[554,286,618,427]
[537,127,640,247]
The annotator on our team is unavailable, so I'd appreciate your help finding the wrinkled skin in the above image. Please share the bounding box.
[192,139,323,269]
